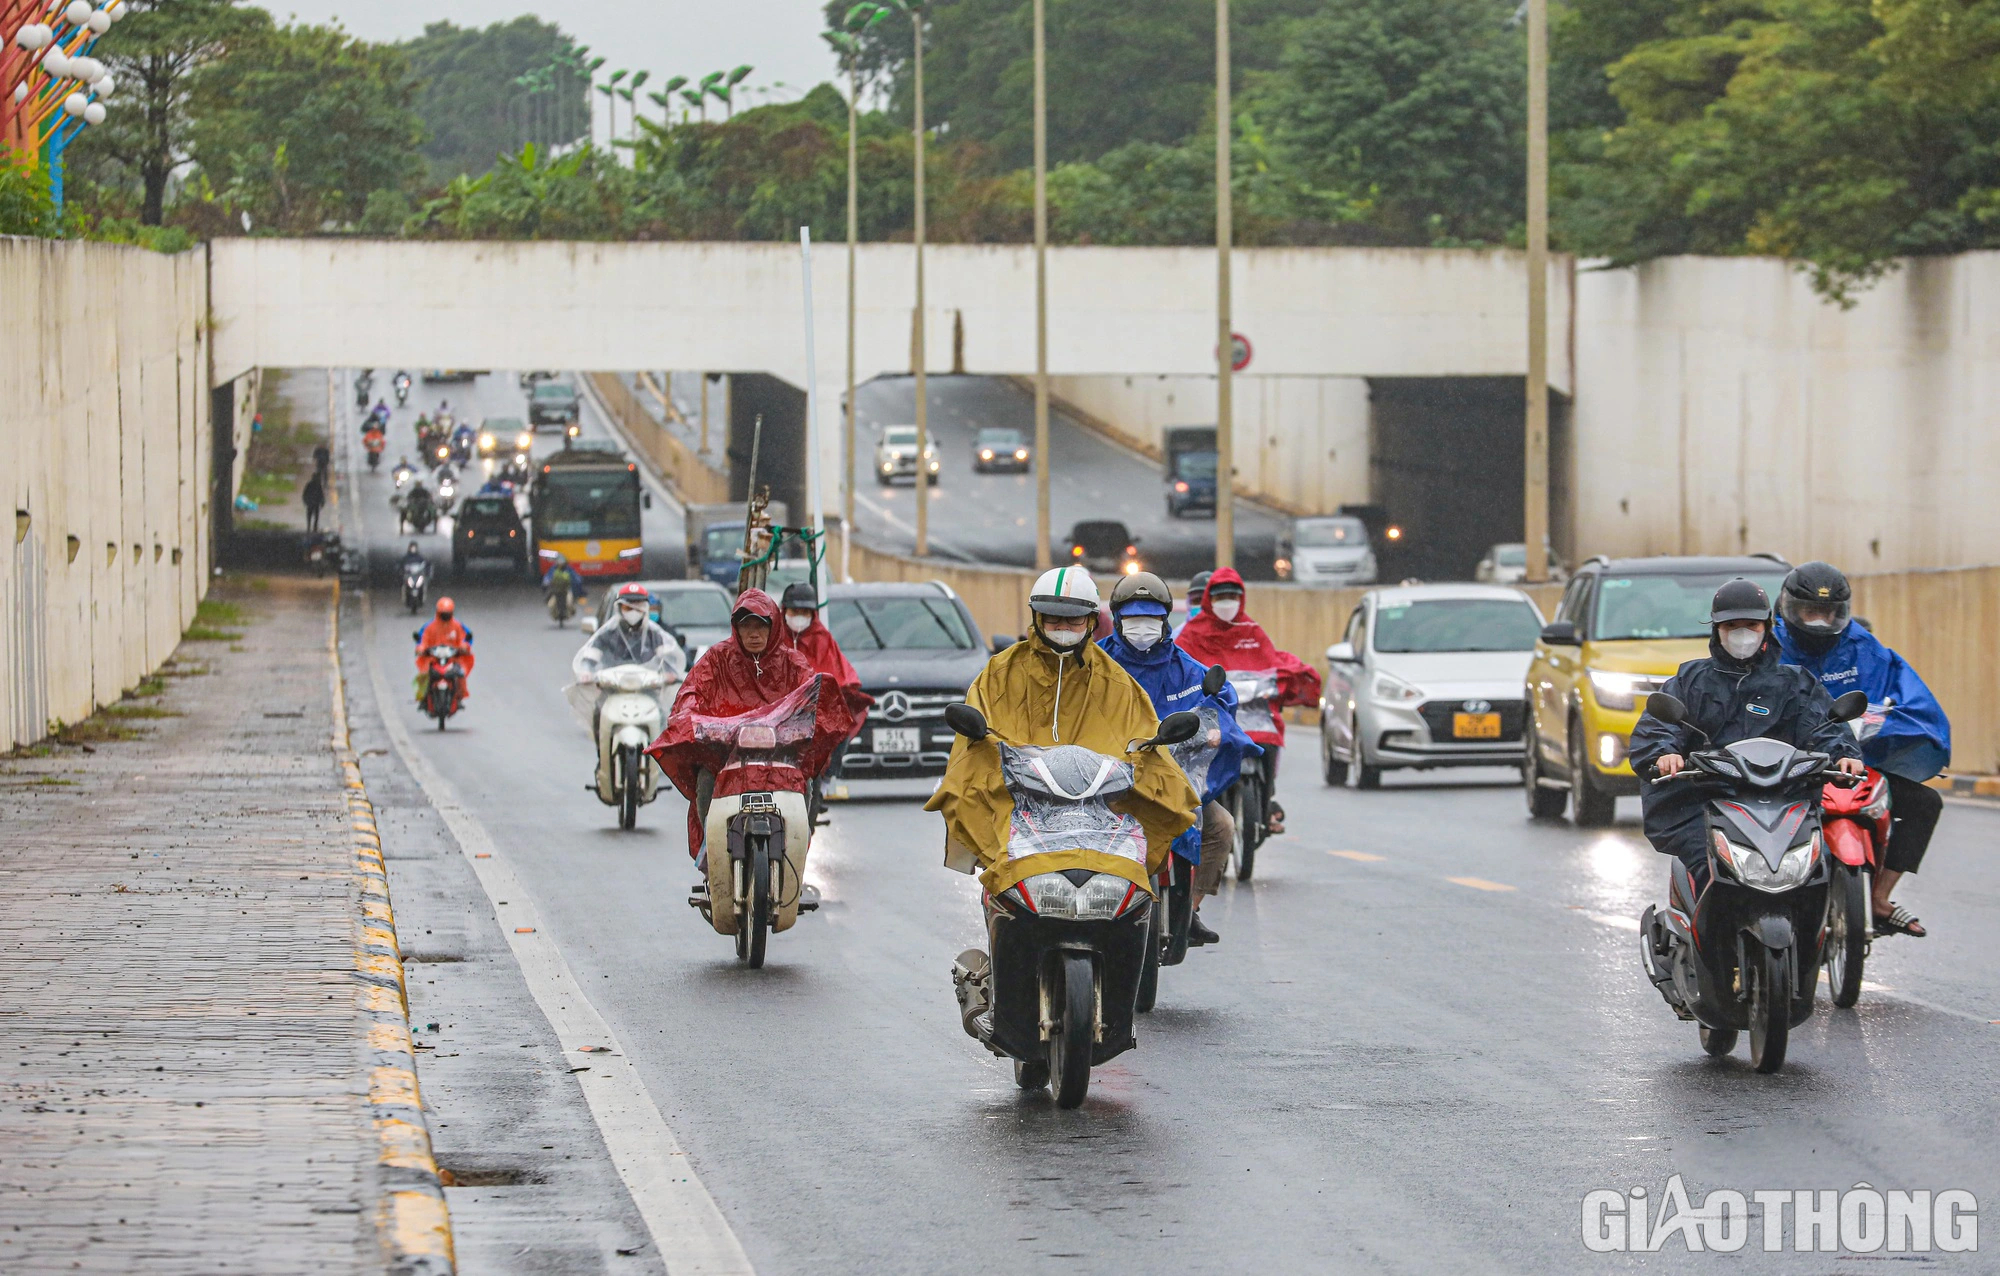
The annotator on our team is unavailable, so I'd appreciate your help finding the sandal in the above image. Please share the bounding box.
[1267,803,1286,835]
[1874,903,1927,938]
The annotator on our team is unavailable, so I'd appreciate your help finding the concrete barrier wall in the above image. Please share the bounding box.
[0,238,211,751]
[584,372,732,506]
[1852,566,2000,774]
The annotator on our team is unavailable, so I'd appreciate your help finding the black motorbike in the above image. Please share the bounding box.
[1638,690,1866,1074]
[393,372,411,406]
[399,489,438,536]
[402,559,430,613]
[945,703,1200,1108]
[1222,670,1280,881]
[1137,664,1231,1010]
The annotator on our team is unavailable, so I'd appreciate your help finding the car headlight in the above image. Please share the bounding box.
[516,432,532,450]
[1017,872,1142,919]
[1712,830,1819,891]
[881,462,894,473]
[1372,671,1424,704]
[980,449,994,460]
[1588,669,1654,712]
[479,433,494,448]
[1015,449,1028,461]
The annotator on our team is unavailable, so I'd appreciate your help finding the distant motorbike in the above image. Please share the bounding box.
[1820,702,1893,1008]
[1223,670,1280,881]
[399,489,438,536]
[944,703,1200,1107]
[1638,690,1867,1074]
[393,461,415,489]
[504,452,533,485]
[363,427,386,472]
[304,531,340,577]
[546,582,577,627]
[420,644,468,730]
[393,372,412,406]
[433,470,459,514]
[402,560,431,614]
[354,370,372,408]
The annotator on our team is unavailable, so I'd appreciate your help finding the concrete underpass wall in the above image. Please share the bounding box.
[0,238,212,751]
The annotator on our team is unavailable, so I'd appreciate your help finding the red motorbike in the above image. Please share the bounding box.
[420,644,468,731]
[363,426,386,472]
[1820,705,1891,1008]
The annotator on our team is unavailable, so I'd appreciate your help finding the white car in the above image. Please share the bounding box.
[1475,542,1568,585]
[1278,515,1376,585]
[873,425,940,486]
[1318,583,1546,788]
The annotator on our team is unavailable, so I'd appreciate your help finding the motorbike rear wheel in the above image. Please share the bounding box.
[1048,953,1095,1109]
[1747,944,1790,1074]
[617,745,640,830]
[1827,867,1868,1009]
[1699,1025,1738,1057]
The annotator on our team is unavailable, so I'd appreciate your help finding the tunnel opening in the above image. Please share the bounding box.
[725,373,807,526]
[1366,377,1567,582]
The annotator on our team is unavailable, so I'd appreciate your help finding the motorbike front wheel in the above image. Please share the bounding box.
[1233,773,1262,882]
[1827,867,1868,1009]
[1047,953,1095,1109]
[739,837,771,969]
[1747,944,1790,1074]
[617,745,640,830]
[430,686,451,730]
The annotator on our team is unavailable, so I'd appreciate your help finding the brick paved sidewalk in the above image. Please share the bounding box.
[0,576,422,1273]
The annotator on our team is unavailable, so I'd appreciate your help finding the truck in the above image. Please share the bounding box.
[684,500,793,590]
[1163,425,1218,519]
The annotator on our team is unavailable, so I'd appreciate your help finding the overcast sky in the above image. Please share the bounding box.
[271,1,842,121]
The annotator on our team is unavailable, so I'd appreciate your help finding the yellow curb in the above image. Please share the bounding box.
[385,1191,454,1267]
[357,984,403,1016]
[368,1022,412,1053]
[370,1064,422,1109]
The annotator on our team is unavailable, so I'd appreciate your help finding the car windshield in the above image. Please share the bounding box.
[1593,572,1788,641]
[1494,545,1527,567]
[1173,451,1217,480]
[978,429,1022,446]
[1294,518,1366,548]
[703,527,743,560]
[1071,523,1129,553]
[655,589,732,628]
[1373,599,1543,653]
[826,597,973,650]
[460,498,510,520]
[532,383,574,401]
[883,427,917,447]
[484,418,525,433]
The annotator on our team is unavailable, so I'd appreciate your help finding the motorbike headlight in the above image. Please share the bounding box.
[1023,872,1078,917]
[1587,670,1650,712]
[1712,830,1819,891]
[1372,671,1424,704]
[1074,873,1142,920]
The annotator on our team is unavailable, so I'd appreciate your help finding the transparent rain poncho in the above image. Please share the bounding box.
[1227,671,1281,738]
[999,743,1148,870]
[1168,702,1227,801]
[562,620,686,731]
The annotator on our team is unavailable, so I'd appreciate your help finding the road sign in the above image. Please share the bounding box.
[1221,333,1252,373]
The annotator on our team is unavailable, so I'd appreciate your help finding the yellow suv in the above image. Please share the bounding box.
[1523,555,1790,826]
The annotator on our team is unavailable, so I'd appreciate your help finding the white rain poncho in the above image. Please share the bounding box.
[563,619,687,729]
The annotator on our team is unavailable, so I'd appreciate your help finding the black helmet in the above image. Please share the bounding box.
[1778,561,1851,652]
[1109,571,1172,613]
[1188,570,1212,606]
[1710,577,1772,625]
[780,582,818,611]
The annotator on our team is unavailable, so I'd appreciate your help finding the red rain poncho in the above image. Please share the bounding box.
[786,611,876,723]
[647,589,857,858]
[1172,567,1320,747]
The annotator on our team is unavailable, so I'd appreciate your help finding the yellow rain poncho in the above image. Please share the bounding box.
[926,629,1198,896]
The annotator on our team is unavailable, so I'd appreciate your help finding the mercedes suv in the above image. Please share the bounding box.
[823,581,990,782]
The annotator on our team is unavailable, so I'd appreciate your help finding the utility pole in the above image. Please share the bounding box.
[845,48,860,582]
[1032,0,1051,571]
[1524,0,1551,584]
[1214,0,1234,571]
[911,4,930,559]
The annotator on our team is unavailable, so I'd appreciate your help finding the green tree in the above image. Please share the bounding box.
[187,22,426,233]
[0,157,60,236]
[402,18,588,182]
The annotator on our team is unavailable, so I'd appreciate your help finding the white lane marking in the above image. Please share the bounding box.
[849,487,978,563]
[358,590,754,1275]
[1586,912,1641,931]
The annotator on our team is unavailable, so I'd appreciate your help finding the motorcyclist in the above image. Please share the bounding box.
[1773,562,1948,937]
[398,541,427,573]
[1186,569,1211,621]
[401,478,435,531]
[1099,572,1256,946]
[1173,567,1321,835]
[543,552,586,608]
[1629,578,1863,895]
[654,589,857,891]
[779,582,875,721]
[928,567,1197,1034]
[413,596,475,710]
[573,583,687,792]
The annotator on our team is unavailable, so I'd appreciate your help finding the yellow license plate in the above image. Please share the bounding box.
[1453,712,1502,740]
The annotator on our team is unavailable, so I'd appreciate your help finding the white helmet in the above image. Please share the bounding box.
[1029,566,1100,618]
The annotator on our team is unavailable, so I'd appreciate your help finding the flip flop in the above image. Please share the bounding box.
[1874,903,1927,938]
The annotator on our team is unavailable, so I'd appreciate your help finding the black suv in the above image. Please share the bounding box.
[452,496,527,573]
[529,380,580,428]
[824,582,990,781]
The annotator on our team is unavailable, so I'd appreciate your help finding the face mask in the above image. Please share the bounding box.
[617,605,646,628]
[1721,627,1763,660]
[1210,598,1242,623]
[1120,617,1165,651]
[1043,624,1086,650]
[785,613,812,634]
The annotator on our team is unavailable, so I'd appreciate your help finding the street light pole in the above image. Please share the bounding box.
[844,46,860,582]
[1032,0,1051,572]
[911,3,930,559]
[1524,0,1550,583]
[1214,0,1234,572]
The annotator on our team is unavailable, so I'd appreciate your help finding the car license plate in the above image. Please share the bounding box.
[873,727,921,754]
[1453,712,1502,740]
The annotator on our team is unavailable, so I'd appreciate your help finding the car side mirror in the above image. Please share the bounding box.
[989,634,1016,654]
[643,492,653,510]
[1146,710,1202,750]
[1325,641,1356,664]
[1648,692,1686,725]
[943,703,988,742]
[579,616,596,634]
[1540,621,1580,646]
[1830,690,1868,723]
[1201,664,1226,697]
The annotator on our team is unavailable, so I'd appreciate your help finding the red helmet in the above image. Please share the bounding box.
[435,597,454,618]
[616,583,651,602]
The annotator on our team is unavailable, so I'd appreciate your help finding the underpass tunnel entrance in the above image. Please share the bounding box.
[724,373,807,526]
[1366,377,1570,582]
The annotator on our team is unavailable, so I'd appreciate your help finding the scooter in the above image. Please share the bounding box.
[393,372,411,406]
[402,559,431,613]
[364,428,386,472]
[944,703,1201,1108]
[421,645,467,731]
[433,470,458,515]
[1820,702,1892,1008]
[393,461,415,490]
[546,583,577,627]
[398,489,438,536]
[1638,690,1866,1074]
[1224,669,1280,881]
[583,663,671,830]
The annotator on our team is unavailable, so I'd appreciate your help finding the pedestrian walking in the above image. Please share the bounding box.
[302,473,325,534]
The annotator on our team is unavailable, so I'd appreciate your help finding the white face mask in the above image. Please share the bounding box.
[1210,598,1242,623]
[617,605,646,628]
[1120,617,1165,651]
[1720,627,1763,660]
[1042,624,1087,649]
[785,612,812,634]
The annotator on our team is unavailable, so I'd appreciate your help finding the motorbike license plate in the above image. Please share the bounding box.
[1453,712,1502,739]
[873,727,921,755]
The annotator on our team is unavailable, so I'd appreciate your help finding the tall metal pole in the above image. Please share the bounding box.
[911,7,930,559]
[1032,0,1051,572]
[1213,0,1235,571]
[800,228,829,601]
[1524,0,1550,583]
[845,53,860,583]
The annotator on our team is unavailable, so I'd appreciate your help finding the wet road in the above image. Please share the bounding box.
[339,379,1998,1273]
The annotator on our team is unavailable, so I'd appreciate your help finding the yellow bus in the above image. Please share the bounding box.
[530,443,646,582]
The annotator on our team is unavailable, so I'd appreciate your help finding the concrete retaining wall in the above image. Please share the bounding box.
[0,238,212,751]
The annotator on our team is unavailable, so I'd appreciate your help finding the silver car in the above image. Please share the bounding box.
[1318,584,1546,789]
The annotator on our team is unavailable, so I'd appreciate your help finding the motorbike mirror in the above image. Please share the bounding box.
[943,703,988,742]
[580,615,597,633]
[1151,710,1202,748]
[1648,692,1687,725]
[1201,664,1226,697]
[989,634,1016,654]
[1830,689,1869,723]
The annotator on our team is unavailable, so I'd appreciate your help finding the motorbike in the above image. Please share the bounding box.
[546,582,578,627]
[433,470,459,515]
[568,652,680,831]
[398,490,438,536]
[393,372,411,406]
[1638,689,1867,1074]
[393,461,415,490]
[1820,702,1893,1008]
[943,702,1201,1107]
[420,645,468,731]
[401,559,431,613]
[354,370,372,408]
[504,452,533,485]
[671,677,841,969]
[304,531,340,577]
[363,428,386,472]
[1223,669,1281,881]
[450,431,476,466]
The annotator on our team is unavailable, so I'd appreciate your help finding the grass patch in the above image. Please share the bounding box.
[182,626,242,642]
[160,663,211,678]
[237,517,292,532]
[3,743,56,760]
[127,678,167,700]
[102,704,180,720]
[196,599,247,626]
[32,777,76,787]
[52,717,144,745]
[237,375,324,510]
